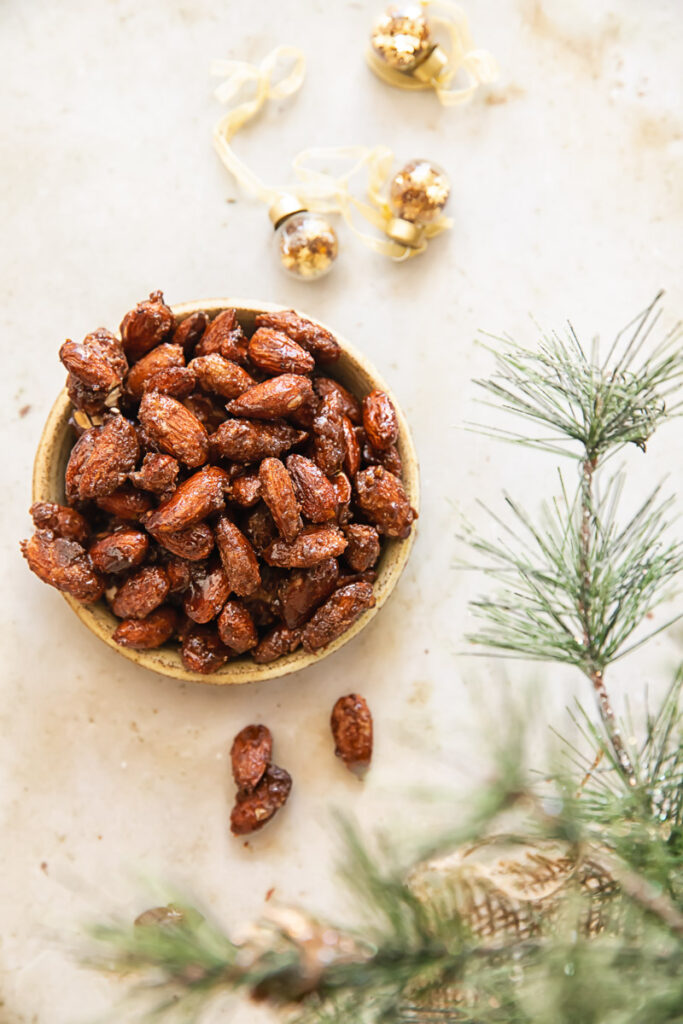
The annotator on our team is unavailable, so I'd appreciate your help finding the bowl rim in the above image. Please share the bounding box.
[31,298,420,685]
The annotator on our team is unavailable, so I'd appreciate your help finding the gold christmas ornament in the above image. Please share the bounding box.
[212,48,452,269]
[368,0,498,105]
[386,159,450,245]
[275,209,339,280]
[371,4,431,71]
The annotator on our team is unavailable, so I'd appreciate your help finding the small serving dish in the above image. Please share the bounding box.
[31,299,419,685]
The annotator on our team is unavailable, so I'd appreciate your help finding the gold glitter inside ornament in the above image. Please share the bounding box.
[389,159,450,224]
[370,4,432,71]
[275,212,338,280]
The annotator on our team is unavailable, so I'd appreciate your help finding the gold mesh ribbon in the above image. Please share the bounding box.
[211,48,452,261]
[367,0,498,105]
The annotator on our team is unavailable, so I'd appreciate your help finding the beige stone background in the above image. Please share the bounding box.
[1,0,682,1021]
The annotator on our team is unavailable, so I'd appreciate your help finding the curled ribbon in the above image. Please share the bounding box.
[367,0,498,105]
[211,47,452,261]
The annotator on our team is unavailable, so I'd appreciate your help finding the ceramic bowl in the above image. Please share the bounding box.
[32,299,419,684]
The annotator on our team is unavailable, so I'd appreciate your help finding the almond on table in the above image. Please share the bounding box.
[22,295,415,672]
[330,694,373,775]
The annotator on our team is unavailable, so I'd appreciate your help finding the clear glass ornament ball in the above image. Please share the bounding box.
[389,159,451,224]
[275,212,338,281]
[370,4,431,71]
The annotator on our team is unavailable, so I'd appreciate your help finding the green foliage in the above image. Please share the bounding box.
[85,298,683,1024]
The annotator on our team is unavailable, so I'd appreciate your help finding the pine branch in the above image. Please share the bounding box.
[464,296,683,785]
[83,673,683,1024]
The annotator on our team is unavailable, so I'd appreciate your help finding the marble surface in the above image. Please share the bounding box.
[1,1,682,1021]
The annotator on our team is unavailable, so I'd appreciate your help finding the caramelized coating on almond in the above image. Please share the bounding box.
[330,693,373,775]
[210,419,308,462]
[30,502,89,544]
[218,599,258,653]
[181,626,230,674]
[226,374,314,421]
[254,310,341,363]
[362,389,399,451]
[354,466,416,538]
[125,343,185,399]
[138,392,208,468]
[69,416,139,501]
[259,458,302,544]
[230,764,292,834]
[312,389,345,477]
[183,392,227,433]
[248,327,315,376]
[90,530,149,573]
[342,416,361,477]
[144,467,228,534]
[113,606,178,649]
[129,452,179,495]
[252,625,302,664]
[314,376,362,423]
[244,504,278,554]
[173,311,208,355]
[21,530,105,603]
[343,524,380,573]
[163,555,194,593]
[196,309,249,364]
[230,724,272,791]
[302,581,375,653]
[189,354,255,399]
[144,366,197,399]
[95,486,154,521]
[120,290,174,362]
[215,517,261,596]
[264,524,347,568]
[183,563,230,623]
[285,454,337,523]
[226,470,262,508]
[112,566,170,619]
[60,329,127,393]
[362,440,403,477]
[278,558,339,629]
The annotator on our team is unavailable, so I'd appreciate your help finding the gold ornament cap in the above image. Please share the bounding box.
[269,194,307,229]
[389,159,451,224]
[385,217,425,248]
[412,44,448,83]
[370,4,431,71]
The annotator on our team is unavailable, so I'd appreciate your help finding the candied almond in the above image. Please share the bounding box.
[120,290,174,362]
[230,764,292,834]
[30,502,89,545]
[286,454,337,523]
[330,694,373,775]
[21,530,105,603]
[210,419,308,463]
[254,310,340,364]
[218,599,258,653]
[144,467,228,535]
[226,374,314,421]
[230,724,272,792]
[264,524,347,568]
[258,458,302,544]
[302,581,375,653]
[113,607,178,649]
[138,392,209,468]
[215,517,261,596]
[248,327,315,376]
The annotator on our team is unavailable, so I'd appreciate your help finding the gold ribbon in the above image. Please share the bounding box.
[367,0,498,105]
[211,48,451,261]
